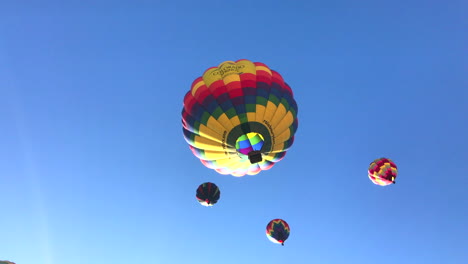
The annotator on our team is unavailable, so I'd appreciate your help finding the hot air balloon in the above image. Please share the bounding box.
[0,261,16,264]
[182,59,299,176]
[196,182,221,206]
[368,157,398,186]
[266,219,290,246]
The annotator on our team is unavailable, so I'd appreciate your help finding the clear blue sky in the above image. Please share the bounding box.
[1,1,467,264]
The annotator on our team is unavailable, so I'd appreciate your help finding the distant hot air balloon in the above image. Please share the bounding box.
[266,219,290,246]
[196,182,221,206]
[182,59,299,176]
[368,157,398,186]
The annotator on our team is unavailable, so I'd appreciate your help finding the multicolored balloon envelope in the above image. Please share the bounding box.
[266,219,290,246]
[196,182,220,206]
[368,157,398,186]
[182,59,299,176]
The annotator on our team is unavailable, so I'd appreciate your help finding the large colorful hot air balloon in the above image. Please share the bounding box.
[266,219,290,246]
[368,157,398,186]
[182,59,299,176]
[196,182,221,206]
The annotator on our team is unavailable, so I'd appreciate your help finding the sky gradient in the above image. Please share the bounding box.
[1,1,467,264]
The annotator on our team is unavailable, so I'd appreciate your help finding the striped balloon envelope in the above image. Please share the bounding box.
[266,219,290,246]
[182,59,299,176]
[195,182,221,207]
[368,157,398,186]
